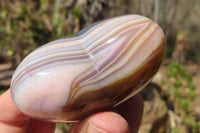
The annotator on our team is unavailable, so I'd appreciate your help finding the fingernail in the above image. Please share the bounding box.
[87,122,107,133]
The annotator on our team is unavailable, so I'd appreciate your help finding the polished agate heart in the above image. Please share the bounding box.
[11,14,166,122]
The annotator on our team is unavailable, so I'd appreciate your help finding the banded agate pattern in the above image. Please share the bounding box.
[11,14,166,121]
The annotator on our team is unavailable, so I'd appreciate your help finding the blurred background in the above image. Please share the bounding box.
[0,0,199,133]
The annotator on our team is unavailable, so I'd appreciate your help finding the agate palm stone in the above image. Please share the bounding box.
[11,14,166,122]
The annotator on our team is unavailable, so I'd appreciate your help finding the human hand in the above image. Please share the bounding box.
[0,89,143,133]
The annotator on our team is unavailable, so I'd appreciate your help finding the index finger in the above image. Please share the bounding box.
[0,89,30,122]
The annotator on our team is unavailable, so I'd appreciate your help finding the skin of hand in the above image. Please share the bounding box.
[0,89,143,133]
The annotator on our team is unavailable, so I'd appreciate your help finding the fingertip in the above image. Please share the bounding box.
[71,112,129,133]
[0,89,30,121]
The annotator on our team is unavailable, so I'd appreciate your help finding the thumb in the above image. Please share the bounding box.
[70,111,129,133]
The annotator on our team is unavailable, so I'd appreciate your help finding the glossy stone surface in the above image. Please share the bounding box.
[11,14,166,122]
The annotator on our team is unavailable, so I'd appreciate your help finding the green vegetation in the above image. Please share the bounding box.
[163,62,200,133]
[186,49,198,62]
[72,7,82,19]
[56,122,65,129]
[0,0,71,64]
[171,127,179,133]
[56,122,72,132]
[0,90,5,95]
